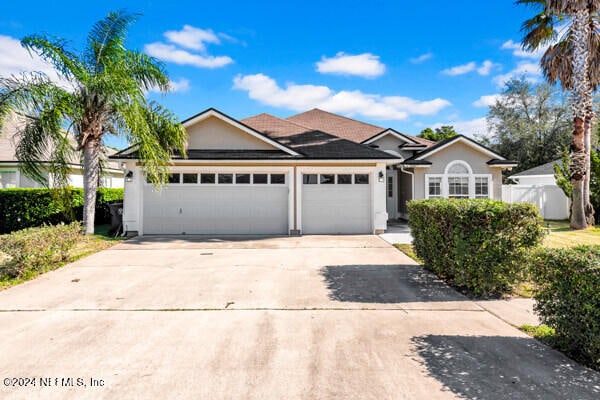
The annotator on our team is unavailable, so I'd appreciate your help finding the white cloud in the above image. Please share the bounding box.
[410,53,433,64]
[477,60,497,76]
[145,42,233,69]
[442,62,477,76]
[433,117,490,138]
[233,73,451,121]
[169,78,191,92]
[501,39,547,59]
[443,60,498,76]
[316,52,385,78]
[145,25,234,69]
[149,78,191,94]
[493,61,542,87]
[473,94,501,107]
[163,25,220,51]
[0,35,67,85]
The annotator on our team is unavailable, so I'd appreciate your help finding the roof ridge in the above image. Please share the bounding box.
[243,112,313,130]
[288,108,385,130]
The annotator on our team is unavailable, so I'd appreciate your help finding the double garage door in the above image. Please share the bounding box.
[142,170,372,235]
[143,172,288,235]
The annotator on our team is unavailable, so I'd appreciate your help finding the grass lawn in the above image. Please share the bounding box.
[0,224,124,290]
[543,220,600,248]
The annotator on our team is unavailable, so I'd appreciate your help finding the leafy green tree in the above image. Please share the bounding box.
[518,0,600,228]
[0,11,187,234]
[483,78,571,174]
[418,126,459,142]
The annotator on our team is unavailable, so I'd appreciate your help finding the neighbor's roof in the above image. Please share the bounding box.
[510,160,560,177]
[0,115,122,170]
[285,108,433,147]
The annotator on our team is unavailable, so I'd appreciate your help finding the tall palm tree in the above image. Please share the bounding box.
[0,10,187,234]
[518,0,600,229]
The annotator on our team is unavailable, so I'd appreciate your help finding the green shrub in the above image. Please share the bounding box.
[0,188,123,233]
[408,199,544,297]
[529,246,600,370]
[0,222,82,279]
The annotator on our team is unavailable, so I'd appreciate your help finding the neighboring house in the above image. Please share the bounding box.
[0,117,124,189]
[111,108,516,236]
[504,160,570,220]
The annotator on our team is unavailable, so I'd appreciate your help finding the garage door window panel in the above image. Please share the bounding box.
[236,174,250,184]
[355,174,369,184]
[218,174,233,184]
[200,173,216,184]
[270,174,285,184]
[303,174,318,184]
[182,173,198,184]
[168,173,181,184]
[253,174,268,184]
[320,174,335,184]
[337,174,352,184]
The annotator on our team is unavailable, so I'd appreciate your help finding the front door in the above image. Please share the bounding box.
[386,171,397,220]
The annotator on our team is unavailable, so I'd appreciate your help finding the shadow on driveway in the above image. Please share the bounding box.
[320,265,468,303]
[412,335,600,400]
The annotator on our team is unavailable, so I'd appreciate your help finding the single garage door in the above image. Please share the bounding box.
[301,173,371,234]
[143,172,288,235]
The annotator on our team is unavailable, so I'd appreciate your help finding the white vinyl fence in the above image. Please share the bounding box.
[502,184,570,220]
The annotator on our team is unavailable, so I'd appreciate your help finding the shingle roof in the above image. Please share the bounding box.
[510,160,560,177]
[241,113,398,160]
[286,108,433,147]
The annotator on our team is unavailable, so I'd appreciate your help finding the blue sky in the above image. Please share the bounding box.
[0,1,543,148]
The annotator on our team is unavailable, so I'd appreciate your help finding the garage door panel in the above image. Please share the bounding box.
[143,183,288,235]
[302,182,371,235]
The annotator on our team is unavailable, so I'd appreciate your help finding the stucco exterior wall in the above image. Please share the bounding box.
[186,116,276,150]
[411,141,506,200]
[370,135,414,159]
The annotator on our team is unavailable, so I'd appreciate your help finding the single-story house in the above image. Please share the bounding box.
[111,108,516,236]
[0,117,124,189]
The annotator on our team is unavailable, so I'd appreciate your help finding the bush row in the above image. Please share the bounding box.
[0,222,82,279]
[407,199,544,296]
[0,188,123,234]
[529,246,600,371]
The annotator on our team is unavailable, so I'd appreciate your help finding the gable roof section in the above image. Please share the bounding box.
[406,135,510,162]
[361,128,420,145]
[510,159,559,177]
[241,113,399,160]
[182,108,300,156]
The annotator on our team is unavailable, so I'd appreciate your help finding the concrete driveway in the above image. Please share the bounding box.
[0,235,598,399]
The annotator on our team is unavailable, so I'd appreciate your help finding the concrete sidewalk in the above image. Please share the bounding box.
[379,222,413,244]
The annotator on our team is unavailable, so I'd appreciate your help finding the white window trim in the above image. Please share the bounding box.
[425,161,492,199]
[0,168,20,189]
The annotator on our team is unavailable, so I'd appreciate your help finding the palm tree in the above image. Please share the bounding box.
[0,10,187,234]
[518,0,600,229]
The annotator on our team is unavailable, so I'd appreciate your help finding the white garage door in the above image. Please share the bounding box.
[301,173,371,234]
[143,172,288,235]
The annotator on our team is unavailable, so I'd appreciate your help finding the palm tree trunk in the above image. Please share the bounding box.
[584,113,595,225]
[570,7,592,230]
[82,137,100,234]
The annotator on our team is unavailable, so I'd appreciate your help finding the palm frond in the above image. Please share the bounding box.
[21,35,87,82]
[86,10,139,72]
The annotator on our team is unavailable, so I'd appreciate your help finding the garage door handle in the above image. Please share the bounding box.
[179,208,182,214]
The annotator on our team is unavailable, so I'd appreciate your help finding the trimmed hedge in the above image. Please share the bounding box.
[408,199,544,297]
[0,222,82,279]
[529,246,600,370]
[0,188,123,234]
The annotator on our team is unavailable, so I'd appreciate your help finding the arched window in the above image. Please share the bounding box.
[426,160,491,199]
